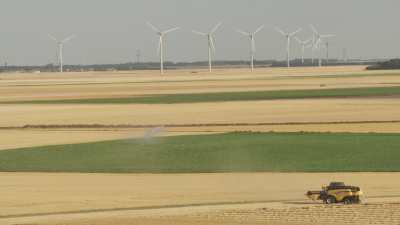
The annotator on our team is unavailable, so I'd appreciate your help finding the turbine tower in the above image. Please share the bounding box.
[310,25,335,67]
[236,25,264,72]
[147,22,180,74]
[192,23,222,72]
[325,42,330,64]
[275,27,302,68]
[49,34,76,73]
[294,37,312,65]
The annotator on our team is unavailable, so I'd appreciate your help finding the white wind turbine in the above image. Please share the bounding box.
[275,27,302,68]
[192,23,222,72]
[310,25,335,67]
[147,22,180,74]
[236,25,264,72]
[295,37,312,65]
[49,34,76,73]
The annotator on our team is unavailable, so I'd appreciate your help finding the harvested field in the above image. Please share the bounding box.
[2,67,400,150]
[3,121,400,150]
[1,172,400,225]
[1,98,400,127]
[5,86,400,105]
[1,67,400,102]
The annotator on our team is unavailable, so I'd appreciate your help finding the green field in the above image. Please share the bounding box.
[1,132,400,173]
[2,86,400,104]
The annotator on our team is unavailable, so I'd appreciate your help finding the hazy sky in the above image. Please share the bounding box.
[1,0,399,65]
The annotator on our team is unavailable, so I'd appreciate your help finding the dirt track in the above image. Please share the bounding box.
[1,172,400,225]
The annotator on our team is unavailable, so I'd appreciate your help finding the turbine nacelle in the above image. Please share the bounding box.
[236,25,264,71]
[275,27,302,38]
[275,27,302,68]
[48,34,76,73]
[49,34,76,44]
[147,22,180,74]
[309,25,335,67]
[192,22,222,72]
[295,37,312,46]
[309,24,335,49]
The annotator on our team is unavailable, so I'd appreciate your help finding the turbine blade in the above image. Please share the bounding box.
[147,22,161,33]
[48,34,58,42]
[274,27,286,36]
[62,34,76,43]
[236,29,250,36]
[294,37,302,44]
[321,34,335,38]
[192,30,207,36]
[254,25,264,34]
[314,38,322,49]
[163,27,180,34]
[210,36,216,53]
[290,28,302,36]
[309,24,319,35]
[211,22,222,34]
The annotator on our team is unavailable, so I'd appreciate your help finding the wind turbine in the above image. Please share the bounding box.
[147,22,180,74]
[192,23,222,72]
[275,27,302,68]
[236,25,264,72]
[294,37,312,65]
[310,25,335,67]
[49,34,76,73]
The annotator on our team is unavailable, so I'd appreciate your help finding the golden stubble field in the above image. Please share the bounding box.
[3,121,400,150]
[2,98,400,127]
[1,66,400,102]
[2,98,400,149]
[1,172,400,225]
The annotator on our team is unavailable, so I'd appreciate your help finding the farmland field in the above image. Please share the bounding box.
[2,172,400,225]
[1,132,400,173]
[2,66,400,225]
[4,86,400,104]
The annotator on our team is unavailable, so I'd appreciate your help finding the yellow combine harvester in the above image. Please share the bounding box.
[306,182,363,204]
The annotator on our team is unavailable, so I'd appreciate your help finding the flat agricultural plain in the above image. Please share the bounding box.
[2,66,400,225]
[2,66,400,150]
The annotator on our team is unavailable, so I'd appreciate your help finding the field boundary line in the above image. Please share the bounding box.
[1,120,400,130]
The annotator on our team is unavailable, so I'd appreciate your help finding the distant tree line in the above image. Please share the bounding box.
[367,59,400,70]
[0,59,374,73]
